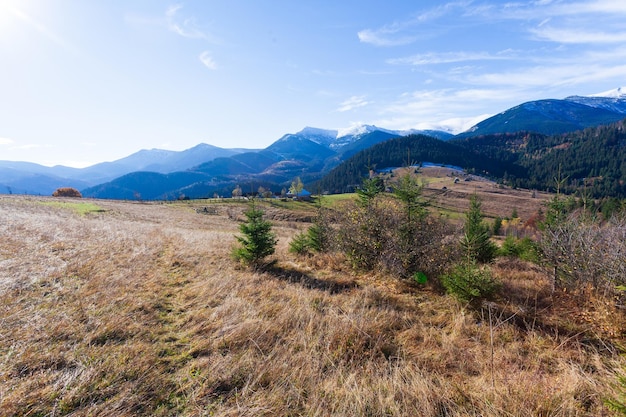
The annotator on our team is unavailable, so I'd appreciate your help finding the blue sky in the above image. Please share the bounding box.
[1,0,625,167]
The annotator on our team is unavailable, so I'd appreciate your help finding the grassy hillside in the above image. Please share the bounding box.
[0,195,624,416]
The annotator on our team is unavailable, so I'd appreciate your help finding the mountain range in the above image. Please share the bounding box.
[2,89,626,199]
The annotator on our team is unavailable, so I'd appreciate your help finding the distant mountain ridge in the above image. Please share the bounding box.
[81,127,409,200]
[458,89,626,138]
[2,88,626,199]
[317,118,626,198]
[0,144,245,195]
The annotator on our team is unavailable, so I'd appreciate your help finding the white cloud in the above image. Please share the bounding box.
[357,1,486,47]
[530,26,626,44]
[357,29,416,47]
[368,87,531,134]
[466,61,626,88]
[337,96,370,112]
[0,137,14,145]
[199,51,217,70]
[388,51,514,66]
[166,4,218,43]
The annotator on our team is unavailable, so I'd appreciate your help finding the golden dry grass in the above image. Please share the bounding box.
[0,195,624,416]
[416,166,550,222]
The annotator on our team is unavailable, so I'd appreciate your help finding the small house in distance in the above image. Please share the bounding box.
[286,188,312,201]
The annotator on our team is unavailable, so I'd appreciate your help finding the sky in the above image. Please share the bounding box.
[1,0,625,168]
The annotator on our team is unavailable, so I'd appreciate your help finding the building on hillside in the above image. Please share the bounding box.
[286,188,312,201]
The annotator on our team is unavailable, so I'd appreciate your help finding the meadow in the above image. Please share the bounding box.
[0,187,624,416]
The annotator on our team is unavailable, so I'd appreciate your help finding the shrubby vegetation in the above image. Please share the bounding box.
[297,170,626,308]
[441,261,499,306]
[328,172,459,279]
[442,194,500,305]
[539,195,626,293]
[52,187,82,197]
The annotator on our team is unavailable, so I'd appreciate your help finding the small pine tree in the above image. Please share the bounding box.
[356,177,384,207]
[441,261,499,306]
[393,173,426,227]
[492,216,503,236]
[232,202,277,267]
[462,194,497,263]
[289,197,331,255]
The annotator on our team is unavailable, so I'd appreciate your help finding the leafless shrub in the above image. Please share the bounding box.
[540,210,626,295]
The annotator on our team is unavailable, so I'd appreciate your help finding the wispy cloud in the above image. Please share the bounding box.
[0,138,14,146]
[360,0,626,48]
[166,4,218,43]
[369,87,532,133]
[388,51,514,66]
[530,26,626,44]
[337,96,370,112]
[357,29,416,47]
[357,1,477,47]
[467,62,626,88]
[199,51,217,70]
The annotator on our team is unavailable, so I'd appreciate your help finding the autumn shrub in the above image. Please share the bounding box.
[333,194,459,279]
[52,187,82,198]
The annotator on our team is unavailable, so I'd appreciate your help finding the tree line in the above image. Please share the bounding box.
[314,120,626,199]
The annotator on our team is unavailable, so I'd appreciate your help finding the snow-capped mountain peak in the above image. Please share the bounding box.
[337,124,395,139]
[298,126,338,138]
[588,87,626,98]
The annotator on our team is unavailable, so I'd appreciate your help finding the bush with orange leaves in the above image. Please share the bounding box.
[52,187,82,198]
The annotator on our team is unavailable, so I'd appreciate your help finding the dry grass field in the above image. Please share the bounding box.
[1,193,624,416]
[415,166,551,222]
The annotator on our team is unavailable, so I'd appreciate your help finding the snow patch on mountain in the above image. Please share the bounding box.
[588,87,626,98]
[565,88,626,115]
[336,124,395,138]
[299,126,338,138]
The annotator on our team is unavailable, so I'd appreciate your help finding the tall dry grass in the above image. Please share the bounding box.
[0,196,624,416]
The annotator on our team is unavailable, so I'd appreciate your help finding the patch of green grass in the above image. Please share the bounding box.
[316,193,357,207]
[430,206,465,220]
[40,201,105,216]
[266,199,317,211]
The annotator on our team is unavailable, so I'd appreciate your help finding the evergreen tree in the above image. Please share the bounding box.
[232,202,277,267]
[461,194,497,263]
[393,173,426,227]
[356,177,385,207]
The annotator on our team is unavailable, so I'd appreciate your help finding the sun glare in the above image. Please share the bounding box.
[0,1,42,41]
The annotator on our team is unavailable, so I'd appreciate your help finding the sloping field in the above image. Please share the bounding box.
[0,195,624,416]
[417,166,551,222]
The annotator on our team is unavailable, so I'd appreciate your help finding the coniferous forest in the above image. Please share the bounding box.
[316,119,626,199]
